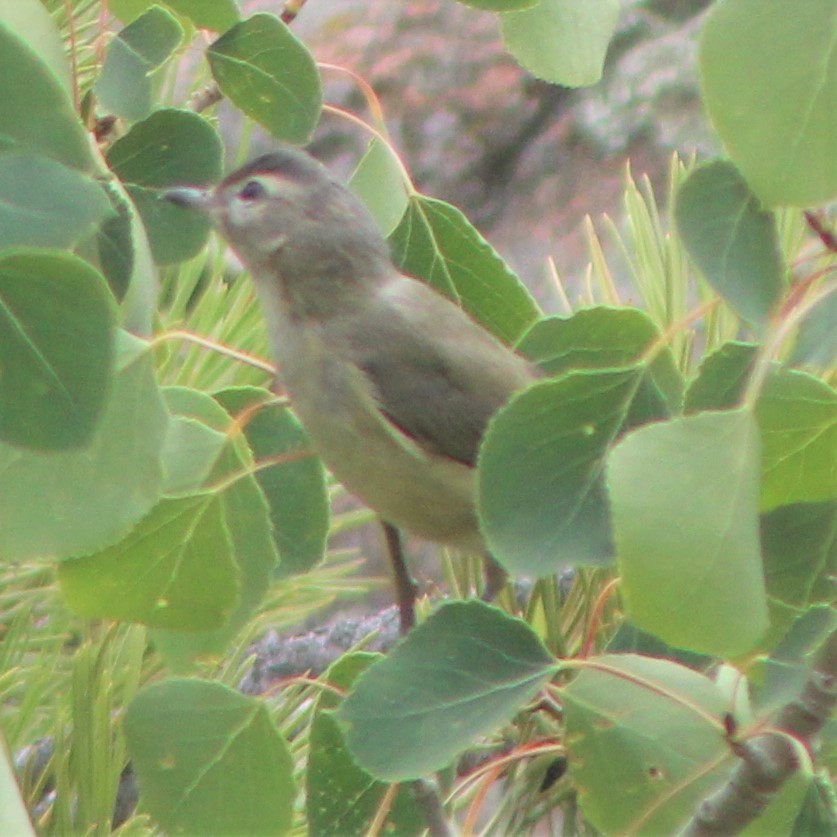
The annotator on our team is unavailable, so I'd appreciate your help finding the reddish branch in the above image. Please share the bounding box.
[281,0,308,25]
[804,210,837,254]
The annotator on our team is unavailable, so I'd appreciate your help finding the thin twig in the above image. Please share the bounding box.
[188,83,223,113]
[804,210,837,253]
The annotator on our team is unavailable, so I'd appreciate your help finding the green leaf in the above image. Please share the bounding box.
[106,107,223,187]
[389,194,540,344]
[160,387,230,494]
[685,340,755,413]
[124,679,294,835]
[501,0,620,87]
[153,388,277,665]
[699,0,837,206]
[791,775,837,835]
[110,0,240,31]
[308,653,422,837]
[151,421,278,669]
[478,365,671,576]
[791,290,837,369]
[166,386,233,429]
[563,654,732,835]
[106,108,223,263]
[676,161,784,328]
[762,501,836,613]
[0,24,91,170]
[59,493,240,630]
[95,180,135,301]
[757,371,837,511]
[215,387,328,576]
[480,307,686,577]
[164,0,240,31]
[108,0,154,22]
[0,155,112,250]
[348,139,410,237]
[606,622,713,672]
[686,343,837,510]
[0,333,167,561]
[59,396,278,637]
[518,306,684,409]
[118,5,183,65]
[95,6,183,121]
[124,184,212,265]
[338,601,556,781]
[755,606,837,710]
[116,181,159,335]
[0,0,72,94]
[742,772,814,837]
[0,250,116,451]
[207,13,322,144]
[608,409,769,657]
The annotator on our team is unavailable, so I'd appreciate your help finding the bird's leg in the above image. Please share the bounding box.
[481,553,508,602]
[380,520,418,634]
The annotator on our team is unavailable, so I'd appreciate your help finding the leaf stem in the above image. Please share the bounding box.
[318,63,388,132]
[321,103,416,194]
[741,278,837,408]
[152,329,277,376]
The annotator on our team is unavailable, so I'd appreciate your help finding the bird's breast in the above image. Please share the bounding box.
[265,312,484,551]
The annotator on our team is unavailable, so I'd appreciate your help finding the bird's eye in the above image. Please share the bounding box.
[238,180,266,201]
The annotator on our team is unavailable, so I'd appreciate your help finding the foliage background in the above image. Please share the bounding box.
[0,0,835,835]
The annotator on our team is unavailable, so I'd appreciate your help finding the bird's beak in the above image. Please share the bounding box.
[162,186,213,214]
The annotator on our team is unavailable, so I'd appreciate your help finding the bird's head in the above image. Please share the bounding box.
[164,148,390,285]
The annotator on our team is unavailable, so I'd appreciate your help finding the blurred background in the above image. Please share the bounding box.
[228,0,717,304]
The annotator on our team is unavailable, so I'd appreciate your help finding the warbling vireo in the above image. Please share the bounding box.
[164,149,537,624]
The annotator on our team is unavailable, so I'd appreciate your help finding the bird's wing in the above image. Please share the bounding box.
[336,277,537,466]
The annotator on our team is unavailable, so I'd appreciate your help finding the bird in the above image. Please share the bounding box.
[164,147,538,629]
